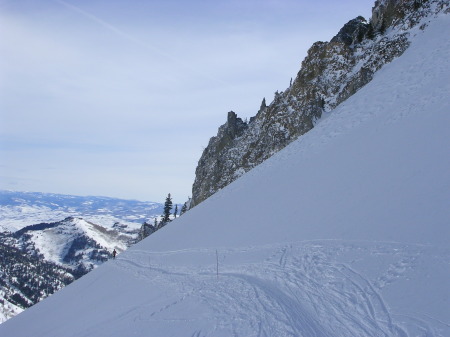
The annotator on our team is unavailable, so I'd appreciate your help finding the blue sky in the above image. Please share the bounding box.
[0,0,375,203]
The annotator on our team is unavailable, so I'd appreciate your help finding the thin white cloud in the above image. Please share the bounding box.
[54,0,228,86]
[54,0,167,56]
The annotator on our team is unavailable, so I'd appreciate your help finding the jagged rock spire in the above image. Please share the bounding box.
[191,0,447,207]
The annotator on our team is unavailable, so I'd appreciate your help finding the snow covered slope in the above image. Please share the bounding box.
[1,7,449,337]
[16,217,132,267]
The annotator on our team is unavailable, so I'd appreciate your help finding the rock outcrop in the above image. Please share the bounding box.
[191,0,448,206]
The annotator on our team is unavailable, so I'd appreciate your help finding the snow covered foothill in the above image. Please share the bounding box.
[1,6,449,337]
[26,217,130,267]
[0,191,166,322]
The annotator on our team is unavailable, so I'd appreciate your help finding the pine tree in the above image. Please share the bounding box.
[356,27,365,43]
[138,222,155,240]
[162,193,173,223]
[379,18,387,35]
[414,0,423,10]
[138,223,147,241]
[366,21,375,40]
[174,204,178,218]
[180,202,187,215]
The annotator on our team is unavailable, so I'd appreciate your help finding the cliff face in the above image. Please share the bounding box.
[191,0,448,206]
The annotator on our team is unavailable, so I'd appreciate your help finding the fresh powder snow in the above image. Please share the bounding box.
[0,8,449,337]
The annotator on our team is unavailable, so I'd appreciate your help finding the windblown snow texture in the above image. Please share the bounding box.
[0,4,449,337]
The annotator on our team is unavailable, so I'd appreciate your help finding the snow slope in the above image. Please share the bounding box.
[1,9,449,337]
[26,217,131,266]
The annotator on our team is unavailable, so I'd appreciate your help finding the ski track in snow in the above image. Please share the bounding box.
[110,241,447,337]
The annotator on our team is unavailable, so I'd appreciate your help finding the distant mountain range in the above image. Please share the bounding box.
[0,190,164,232]
[0,190,164,322]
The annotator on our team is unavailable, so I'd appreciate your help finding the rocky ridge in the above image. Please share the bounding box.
[191,0,449,206]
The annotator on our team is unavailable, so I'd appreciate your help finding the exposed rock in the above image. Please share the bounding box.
[192,111,248,203]
[330,16,369,46]
[191,0,448,206]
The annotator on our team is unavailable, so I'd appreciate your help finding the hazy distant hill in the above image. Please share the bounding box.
[0,190,163,232]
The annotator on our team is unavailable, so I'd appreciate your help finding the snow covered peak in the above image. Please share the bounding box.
[13,216,132,272]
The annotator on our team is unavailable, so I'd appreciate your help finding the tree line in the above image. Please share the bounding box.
[137,193,189,241]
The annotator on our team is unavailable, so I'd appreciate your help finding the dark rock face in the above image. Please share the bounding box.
[331,16,369,46]
[191,0,448,206]
[192,111,248,203]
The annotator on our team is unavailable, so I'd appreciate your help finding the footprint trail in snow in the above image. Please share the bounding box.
[113,241,449,337]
